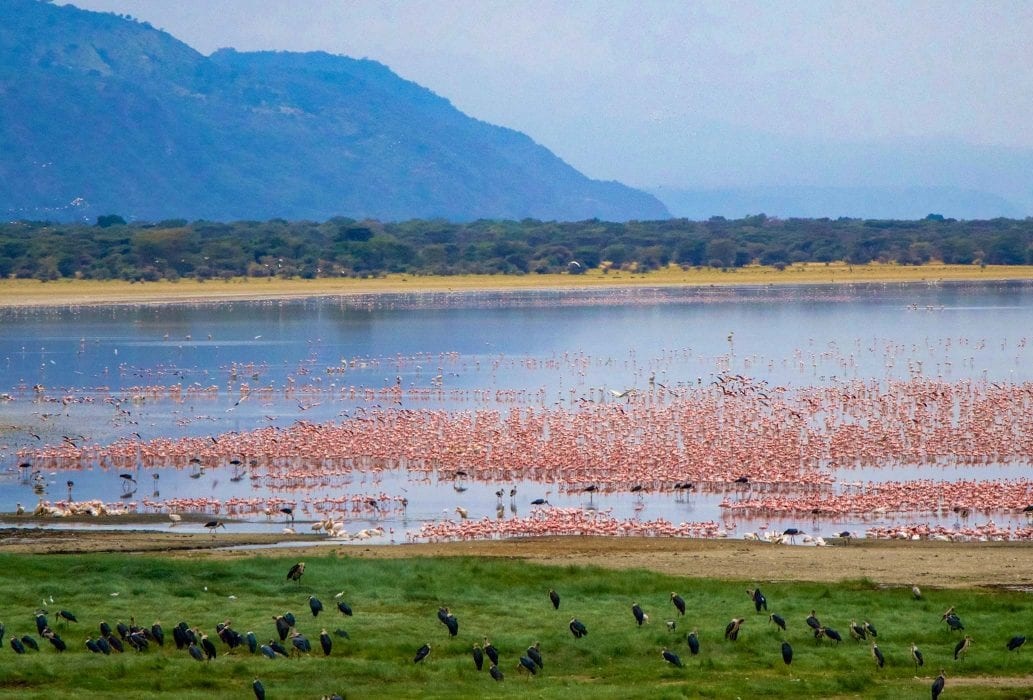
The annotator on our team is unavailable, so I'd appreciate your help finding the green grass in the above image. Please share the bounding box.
[0,553,1030,698]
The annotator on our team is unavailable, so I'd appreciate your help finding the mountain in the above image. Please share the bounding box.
[649,185,1025,221]
[0,0,668,223]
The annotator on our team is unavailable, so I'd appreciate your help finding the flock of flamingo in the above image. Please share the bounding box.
[11,363,1033,543]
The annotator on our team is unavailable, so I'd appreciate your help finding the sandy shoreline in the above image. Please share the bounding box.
[2,528,1030,589]
[2,263,1033,308]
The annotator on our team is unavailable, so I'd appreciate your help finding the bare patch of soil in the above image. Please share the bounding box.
[0,527,320,554]
[3,529,1032,590]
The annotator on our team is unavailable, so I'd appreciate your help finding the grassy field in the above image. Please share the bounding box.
[0,552,1029,699]
[2,263,1033,308]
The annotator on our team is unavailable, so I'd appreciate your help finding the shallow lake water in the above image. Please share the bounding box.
[3,281,1033,544]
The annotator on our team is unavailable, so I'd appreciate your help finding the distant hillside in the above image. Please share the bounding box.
[649,185,1024,221]
[0,0,668,223]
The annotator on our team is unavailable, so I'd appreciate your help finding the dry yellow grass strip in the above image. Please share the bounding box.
[2,263,1033,308]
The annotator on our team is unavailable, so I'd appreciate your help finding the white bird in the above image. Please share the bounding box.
[168,513,182,526]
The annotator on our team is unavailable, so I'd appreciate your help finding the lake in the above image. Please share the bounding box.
[2,280,1033,544]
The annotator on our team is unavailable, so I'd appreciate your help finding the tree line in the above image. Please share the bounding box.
[2,213,1033,282]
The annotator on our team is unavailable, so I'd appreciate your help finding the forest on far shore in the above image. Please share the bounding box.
[3,214,1032,282]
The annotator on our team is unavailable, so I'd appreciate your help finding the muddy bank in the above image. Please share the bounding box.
[3,528,1031,589]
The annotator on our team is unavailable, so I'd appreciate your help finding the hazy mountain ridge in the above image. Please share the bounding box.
[650,185,1026,221]
[0,0,668,222]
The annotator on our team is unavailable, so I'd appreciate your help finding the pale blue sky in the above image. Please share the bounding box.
[57,1,1033,212]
